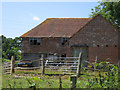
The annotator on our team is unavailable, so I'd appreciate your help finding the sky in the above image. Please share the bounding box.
[2,2,99,38]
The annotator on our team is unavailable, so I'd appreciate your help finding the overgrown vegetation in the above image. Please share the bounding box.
[2,60,120,89]
[87,61,118,88]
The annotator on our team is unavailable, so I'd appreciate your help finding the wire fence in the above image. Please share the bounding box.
[3,53,116,75]
[14,56,97,74]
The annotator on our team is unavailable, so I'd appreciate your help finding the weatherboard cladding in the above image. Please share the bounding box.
[21,18,91,38]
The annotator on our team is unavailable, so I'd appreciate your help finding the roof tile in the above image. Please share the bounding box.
[21,18,91,38]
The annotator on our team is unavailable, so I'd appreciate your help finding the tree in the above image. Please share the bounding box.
[2,35,22,61]
[90,2,120,28]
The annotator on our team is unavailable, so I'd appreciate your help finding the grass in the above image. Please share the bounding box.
[2,74,90,88]
[2,75,29,88]
[2,59,119,88]
[2,67,114,88]
[2,68,102,88]
[2,74,71,88]
[14,68,75,76]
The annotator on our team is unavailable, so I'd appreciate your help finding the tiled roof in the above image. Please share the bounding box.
[21,18,92,38]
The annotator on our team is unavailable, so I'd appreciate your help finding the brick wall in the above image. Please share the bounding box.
[88,47,118,64]
[21,37,69,56]
[69,14,119,64]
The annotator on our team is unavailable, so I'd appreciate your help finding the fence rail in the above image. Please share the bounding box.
[2,53,109,76]
[3,62,11,74]
[2,56,15,75]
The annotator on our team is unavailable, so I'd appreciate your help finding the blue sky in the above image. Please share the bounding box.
[2,2,99,38]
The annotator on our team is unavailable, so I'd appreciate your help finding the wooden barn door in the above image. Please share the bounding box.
[71,47,88,67]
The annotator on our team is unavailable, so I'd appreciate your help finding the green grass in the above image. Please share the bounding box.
[2,59,119,88]
[2,74,71,88]
[2,74,90,88]
[14,69,75,76]
[2,68,116,88]
[2,69,90,88]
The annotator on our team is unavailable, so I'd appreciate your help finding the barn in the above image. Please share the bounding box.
[20,14,119,66]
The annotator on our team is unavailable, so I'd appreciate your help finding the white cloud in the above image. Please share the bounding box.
[33,16,40,21]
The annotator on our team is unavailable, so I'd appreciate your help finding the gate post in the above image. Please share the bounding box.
[94,56,97,71]
[70,75,77,89]
[41,54,45,75]
[118,60,120,88]
[59,75,62,89]
[76,52,82,77]
[10,56,15,75]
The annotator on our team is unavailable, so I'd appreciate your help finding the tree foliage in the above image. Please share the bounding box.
[2,35,22,61]
[90,2,120,28]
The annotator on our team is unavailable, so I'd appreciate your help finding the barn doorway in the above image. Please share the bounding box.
[71,46,88,67]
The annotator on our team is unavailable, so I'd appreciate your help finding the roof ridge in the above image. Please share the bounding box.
[47,18,91,19]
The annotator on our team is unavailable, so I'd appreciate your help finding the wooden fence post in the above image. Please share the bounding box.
[118,60,120,88]
[94,56,97,72]
[41,54,45,75]
[59,75,62,89]
[76,52,82,77]
[70,75,77,89]
[10,56,15,75]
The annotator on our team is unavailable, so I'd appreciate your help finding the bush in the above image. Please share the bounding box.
[2,58,11,62]
[87,61,118,88]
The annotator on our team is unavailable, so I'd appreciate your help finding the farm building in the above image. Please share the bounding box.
[20,14,119,66]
